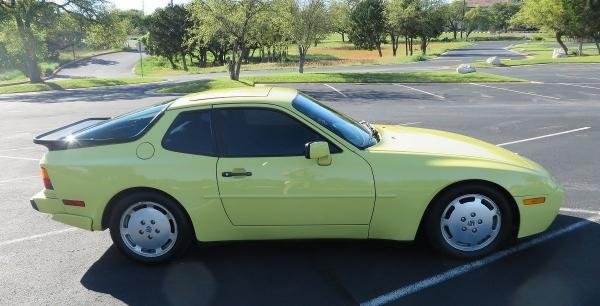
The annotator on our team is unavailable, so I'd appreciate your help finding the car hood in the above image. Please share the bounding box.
[368,125,539,170]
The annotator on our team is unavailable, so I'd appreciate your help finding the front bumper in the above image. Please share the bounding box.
[515,188,564,238]
[30,190,93,231]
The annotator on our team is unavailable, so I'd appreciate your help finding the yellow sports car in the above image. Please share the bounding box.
[30,87,563,263]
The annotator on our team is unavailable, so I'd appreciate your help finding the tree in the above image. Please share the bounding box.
[385,0,416,56]
[445,0,466,40]
[414,0,446,55]
[463,6,490,38]
[289,0,329,73]
[86,10,129,50]
[190,0,269,80]
[489,2,520,33]
[349,0,386,57]
[329,0,351,42]
[0,0,107,83]
[146,5,190,70]
[512,0,570,54]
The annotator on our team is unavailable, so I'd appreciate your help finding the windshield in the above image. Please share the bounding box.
[72,103,168,141]
[292,94,376,149]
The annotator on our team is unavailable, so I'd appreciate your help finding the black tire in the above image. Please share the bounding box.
[109,191,193,264]
[425,184,514,259]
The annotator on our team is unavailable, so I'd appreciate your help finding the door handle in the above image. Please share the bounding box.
[222,170,252,178]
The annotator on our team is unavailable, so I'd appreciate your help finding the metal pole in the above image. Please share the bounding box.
[138,41,144,78]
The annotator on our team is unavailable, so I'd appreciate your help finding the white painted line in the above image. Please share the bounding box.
[469,83,561,100]
[323,84,347,97]
[560,207,600,215]
[0,176,38,184]
[0,155,38,161]
[399,122,422,126]
[557,83,600,90]
[0,147,36,153]
[497,127,591,146]
[360,214,600,306]
[0,228,77,248]
[393,84,445,99]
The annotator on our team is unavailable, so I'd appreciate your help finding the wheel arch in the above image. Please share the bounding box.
[101,187,194,232]
[416,179,520,240]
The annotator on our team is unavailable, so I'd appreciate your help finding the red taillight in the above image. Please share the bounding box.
[62,200,85,207]
[40,167,53,190]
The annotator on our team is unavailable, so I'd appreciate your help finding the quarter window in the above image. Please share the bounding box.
[162,110,215,156]
[213,108,339,157]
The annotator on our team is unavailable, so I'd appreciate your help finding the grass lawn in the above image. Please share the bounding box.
[0,77,163,94]
[135,38,472,77]
[157,71,526,94]
[476,41,600,67]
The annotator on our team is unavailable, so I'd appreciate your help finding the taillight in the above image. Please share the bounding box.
[40,167,53,190]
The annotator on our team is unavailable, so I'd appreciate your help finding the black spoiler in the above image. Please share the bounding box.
[33,118,110,150]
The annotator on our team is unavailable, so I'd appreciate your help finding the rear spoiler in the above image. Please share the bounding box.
[33,118,110,150]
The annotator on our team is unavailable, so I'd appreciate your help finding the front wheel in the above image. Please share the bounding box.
[425,184,514,259]
[109,192,193,264]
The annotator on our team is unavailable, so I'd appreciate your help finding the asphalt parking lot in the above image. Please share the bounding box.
[1,64,600,305]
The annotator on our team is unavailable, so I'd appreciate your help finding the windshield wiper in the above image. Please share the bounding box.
[359,120,380,142]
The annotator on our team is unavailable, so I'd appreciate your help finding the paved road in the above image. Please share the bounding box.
[54,51,146,79]
[1,61,600,305]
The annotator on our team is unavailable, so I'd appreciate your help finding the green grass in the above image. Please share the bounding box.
[135,39,472,77]
[157,72,526,94]
[476,41,600,67]
[0,77,163,94]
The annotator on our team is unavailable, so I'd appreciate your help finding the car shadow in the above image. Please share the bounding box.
[80,214,600,306]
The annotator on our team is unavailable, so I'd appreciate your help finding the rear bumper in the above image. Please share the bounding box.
[516,188,564,238]
[30,190,93,231]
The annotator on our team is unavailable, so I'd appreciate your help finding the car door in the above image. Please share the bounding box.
[213,104,375,226]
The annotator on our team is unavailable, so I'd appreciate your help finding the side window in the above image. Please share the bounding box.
[214,108,340,157]
[162,110,215,156]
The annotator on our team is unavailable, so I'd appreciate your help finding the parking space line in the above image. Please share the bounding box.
[469,83,561,100]
[560,207,600,215]
[399,122,422,126]
[360,213,600,306]
[557,83,600,90]
[323,84,347,97]
[0,228,77,248]
[496,127,591,146]
[0,155,38,161]
[393,84,445,99]
[0,176,38,184]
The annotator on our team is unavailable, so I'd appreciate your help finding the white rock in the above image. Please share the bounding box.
[486,56,502,65]
[456,64,476,74]
[552,48,567,59]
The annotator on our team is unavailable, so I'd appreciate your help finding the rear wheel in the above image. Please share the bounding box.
[425,184,514,259]
[109,192,193,264]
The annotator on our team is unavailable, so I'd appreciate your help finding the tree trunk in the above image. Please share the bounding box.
[578,39,583,56]
[410,38,413,56]
[377,44,382,57]
[181,51,188,71]
[405,36,408,56]
[391,35,398,57]
[72,42,76,61]
[420,37,428,55]
[15,19,43,83]
[228,43,238,80]
[341,33,345,42]
[167,56,176,69]
[460,30,463,39]
[298,47,305,73]
[556,32,568,55]
[595,38,600,55]
[453,30,457,40]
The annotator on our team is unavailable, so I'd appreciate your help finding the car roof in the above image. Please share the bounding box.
[168,86,299,110]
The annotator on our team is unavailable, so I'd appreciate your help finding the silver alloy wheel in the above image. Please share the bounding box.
[440,194,502,252]
[119,201,178,258]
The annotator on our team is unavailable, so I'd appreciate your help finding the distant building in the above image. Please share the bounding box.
[466,0,513,8]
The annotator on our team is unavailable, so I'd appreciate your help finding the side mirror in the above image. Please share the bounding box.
[304,141,332,166]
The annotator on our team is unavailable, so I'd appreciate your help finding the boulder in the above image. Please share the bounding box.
[552,48,567,59]
[486,56,502,65]
[457,64,476,74]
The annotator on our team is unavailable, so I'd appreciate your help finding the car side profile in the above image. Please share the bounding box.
[30,87,563,263]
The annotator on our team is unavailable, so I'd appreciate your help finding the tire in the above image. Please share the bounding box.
[109,191,193,264]
[425,184,514,259]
